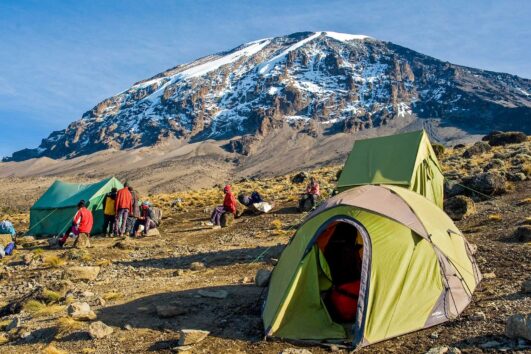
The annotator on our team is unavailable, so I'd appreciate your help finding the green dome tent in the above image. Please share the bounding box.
[29,177,123,236]
[262,185,481,348]
[337,130,444,208]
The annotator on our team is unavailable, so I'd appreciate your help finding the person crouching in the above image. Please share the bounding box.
[59,200,93,248]
[134,201,158,237]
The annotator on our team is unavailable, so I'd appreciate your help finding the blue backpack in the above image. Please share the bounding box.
[0,220,16,236]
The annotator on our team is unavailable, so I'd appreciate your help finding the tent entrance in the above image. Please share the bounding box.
[313,218,372,346]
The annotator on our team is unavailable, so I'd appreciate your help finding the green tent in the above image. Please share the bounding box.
[263,185,481,348]
[337,130,444,208]
[29,177,123,236]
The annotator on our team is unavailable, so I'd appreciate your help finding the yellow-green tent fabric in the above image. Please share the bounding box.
[29,177,123,236]
[337,130,444,208]
[262,185,481,348]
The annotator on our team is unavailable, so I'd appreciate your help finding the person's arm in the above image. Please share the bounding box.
[73,210,82,227]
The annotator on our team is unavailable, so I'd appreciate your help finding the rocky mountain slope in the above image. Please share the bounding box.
[6,31,531,162]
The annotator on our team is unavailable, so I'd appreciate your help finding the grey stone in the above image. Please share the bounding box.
[470,311,486,321]
[505,313,531,340]
[89,321,113,339]
[64,266,100,281]
[67,302,97,321]
[444,195,476,220]
[178,329,209,346]
[521,279,531,293]
[514,226,531,242]
[198,289,228,299]
[5,317,21,331]
[189,262,205,271]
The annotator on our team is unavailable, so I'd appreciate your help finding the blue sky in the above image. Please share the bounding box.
[0,0,529,158]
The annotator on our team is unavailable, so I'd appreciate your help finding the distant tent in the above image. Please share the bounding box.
[262,185,481,348]
[337,130,444,208]
[29,177,123,236]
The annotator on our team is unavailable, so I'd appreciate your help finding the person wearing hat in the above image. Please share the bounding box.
[134,201,158,237]
[209,185,237,228]
[59,200,93,247]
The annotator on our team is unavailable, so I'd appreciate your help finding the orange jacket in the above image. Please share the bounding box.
[115,187,133,213]
[73,207,93,234]
[223,191,237,214]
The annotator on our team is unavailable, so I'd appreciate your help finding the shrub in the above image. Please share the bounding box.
[271,219,283,230]
[43,255,66,268]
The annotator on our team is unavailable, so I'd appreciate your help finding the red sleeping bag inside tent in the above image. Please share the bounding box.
[329,280,360,322]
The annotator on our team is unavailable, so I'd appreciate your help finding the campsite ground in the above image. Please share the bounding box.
[0,142,530,354]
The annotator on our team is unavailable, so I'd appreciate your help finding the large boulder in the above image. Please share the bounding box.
[444,196,476,220]
[220,213,234,227]
[462,141,491,158]
[444,180,465,198]
[505,313,531,340]
[483,131,527,146]
[64,266,100,281]
[461,172,506,198]
[89,321,114,339]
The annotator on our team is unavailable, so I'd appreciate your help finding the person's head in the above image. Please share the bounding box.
[111,187,117,193]
[77,200,86,209]
[124,181,129,188]
[141,201,151,210]
[310,176,316,183]
[224,185,231,194]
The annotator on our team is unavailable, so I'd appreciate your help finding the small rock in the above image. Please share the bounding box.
[22,253,34,266]
[89,321,113,339]
[5,317,21,331]
[269,258,279,266]
[521,279,531,293]
[113,239,136,250]
[124,324,132,331]
[470,311,486,321]
[81,291,95,298]
[64,266,100,281]
[241,277,252,284]
[444,195,476,220]
[505,313,531,340]
[198,289,228,299]
[291,171,309,184]
[178,329,209,346]
[255,269,272,287]
[68,302,97,321]
[429,331,439,339]
[95,297,106,307]
[173,269,185,276]
[425,347,461,354]
[189,262,205,271]
[146,228,160,237]
[156,305,186,318]
[172,345,193,353]
[329,344,340,352]
[483,272,496,279]
[514,226,531,242]
[281,349,313,354]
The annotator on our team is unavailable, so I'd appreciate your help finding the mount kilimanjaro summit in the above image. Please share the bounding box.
[6,31,531,162]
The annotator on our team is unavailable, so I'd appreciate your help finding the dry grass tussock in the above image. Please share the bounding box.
[103,291,123,301]
[41,289,62,304]
[42,344,68,354]
[23,300,64,317]
[43,255,66,268]
[487,214,502,221]
[55,316,83,337]
[0,333,9,345]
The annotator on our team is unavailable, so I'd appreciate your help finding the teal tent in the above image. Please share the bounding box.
[29,177,123,236]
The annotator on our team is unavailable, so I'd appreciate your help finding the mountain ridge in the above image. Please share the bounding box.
[5,31,531,162]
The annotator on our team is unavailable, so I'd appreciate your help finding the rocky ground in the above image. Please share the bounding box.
[0,134,530,354]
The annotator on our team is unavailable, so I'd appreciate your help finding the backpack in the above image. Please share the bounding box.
[0,220,16,236]
[151,207,163,226]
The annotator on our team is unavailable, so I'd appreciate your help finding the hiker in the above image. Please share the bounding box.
[298,176,320,211]
[129,186,141,219]
[133,201,158,237]
[209,185,237,228]
[59,200,93,247]
[102,187,117,237]
[115,182,133,237]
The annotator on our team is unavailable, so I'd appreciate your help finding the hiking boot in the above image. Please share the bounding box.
[205,221,214,226]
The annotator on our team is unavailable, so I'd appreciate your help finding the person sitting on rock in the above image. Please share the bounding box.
[209,185,237,228]
[134,201,158,237]
[59,200,93,248]
[298,176,320,211]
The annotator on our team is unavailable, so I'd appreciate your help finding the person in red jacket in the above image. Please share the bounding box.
[114,182,133,237]
[209,185,237,228]
[59,200,93,247]
[298,176,320,211]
